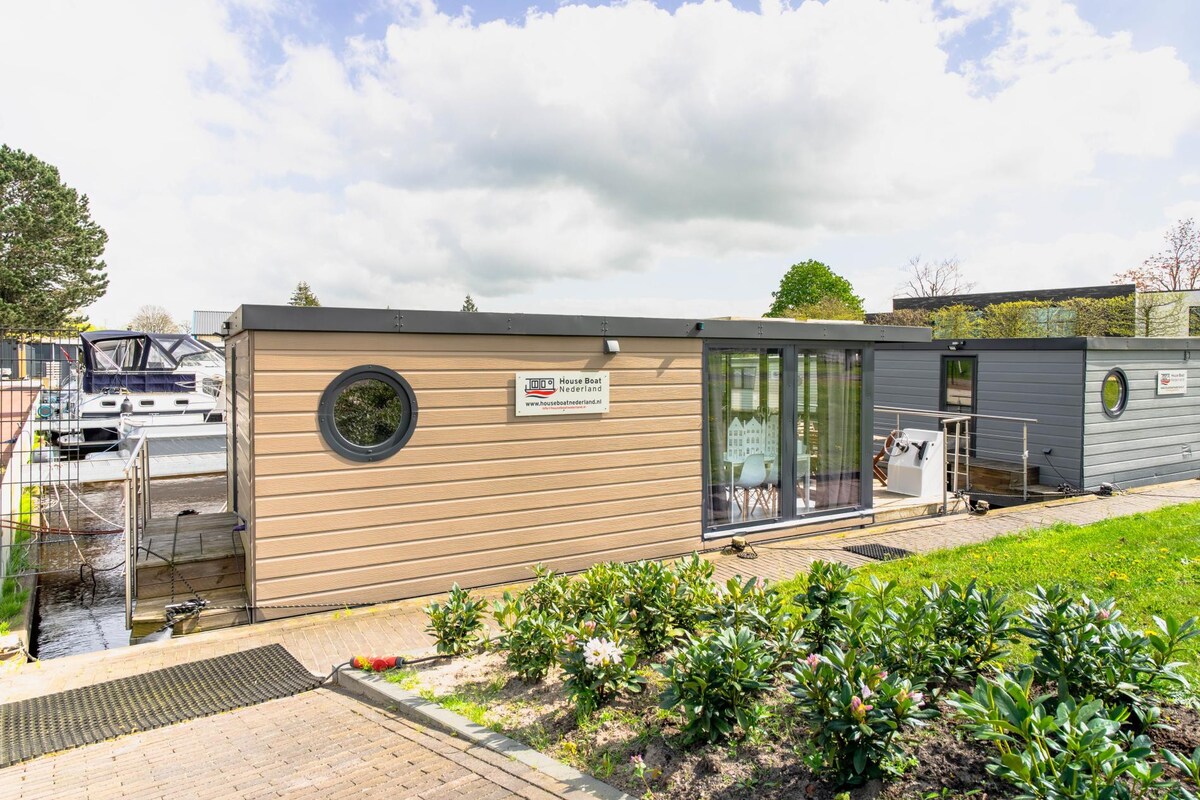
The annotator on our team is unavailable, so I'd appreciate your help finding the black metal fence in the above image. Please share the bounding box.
[1,329,87,594]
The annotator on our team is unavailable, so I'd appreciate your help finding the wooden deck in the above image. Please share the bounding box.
[133,511,248,638]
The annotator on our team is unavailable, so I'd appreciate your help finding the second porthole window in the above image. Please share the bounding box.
[1101,368,1127,418]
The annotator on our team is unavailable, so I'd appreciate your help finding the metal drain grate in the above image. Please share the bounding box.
[844,543,913,562]
[0,644,321,768]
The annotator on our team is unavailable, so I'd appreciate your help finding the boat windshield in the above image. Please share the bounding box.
[172,339,224,368]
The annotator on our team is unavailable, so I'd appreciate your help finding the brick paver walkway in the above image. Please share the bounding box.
[2,479,1198,799]
[0,592,448,704]
[708,479,1200,583]
[0,688,577,799]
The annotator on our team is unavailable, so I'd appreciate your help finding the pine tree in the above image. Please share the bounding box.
[0,145,109,328]
[289,281,320,307]
[461,294,478,312]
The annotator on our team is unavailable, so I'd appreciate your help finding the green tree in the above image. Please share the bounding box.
[930,304,980,339]
[461,293,478,312]
[766,260,863,318]
[979,300,1045,338]
[289,281,320,307]
[1061,296,1134,337]
[0,145,108,329]
[871,308,931,328]
[782,297,865,322]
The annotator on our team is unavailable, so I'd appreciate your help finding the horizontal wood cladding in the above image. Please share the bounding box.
[258,522,694,597]
[258,444,695,497]
[253,367,701,393]
[249,331,703,607]
[255,493,697,558]
[255,531,700,605]
[254,398,698,434]
[254,414,699,455]
[255,429,697,476]
[257,461,699,516]
[253,383,698,413]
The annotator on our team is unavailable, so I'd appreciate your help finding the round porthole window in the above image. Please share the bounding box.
[1101,368,1127,418]
[318,366,417,461]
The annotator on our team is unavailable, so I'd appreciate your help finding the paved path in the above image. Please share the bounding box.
[2,478,1198,799]
[0,688,579,799]
[708,479,1200,583]
[1,592,443,704]
[6,480,1200,705]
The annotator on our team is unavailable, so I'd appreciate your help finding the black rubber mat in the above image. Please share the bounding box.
[844,543,913,562]
[0,644,321,768]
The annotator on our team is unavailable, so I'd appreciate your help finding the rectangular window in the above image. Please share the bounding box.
[705,345,864,532]
[942,356,975,414]
[1190,306,1200,336]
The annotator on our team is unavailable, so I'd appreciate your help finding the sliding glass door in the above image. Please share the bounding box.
[797,349,862,514]
[705,348,783,527]
[706,344,864,533]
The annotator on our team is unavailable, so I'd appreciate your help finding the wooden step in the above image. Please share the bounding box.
[131,585,250,639]
[136,568,246,600]
[967,458,1039,493]
[136,551,244,598]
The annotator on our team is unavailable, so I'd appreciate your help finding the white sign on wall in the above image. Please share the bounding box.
[515,371,610,417]
[1157,370,1188,396]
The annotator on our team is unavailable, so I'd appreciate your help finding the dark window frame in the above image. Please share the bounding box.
[701,341,871,536]
[940,354,978,456]
[318,365,419,462]
[1101,367,1128,419]
[940,355,977,415]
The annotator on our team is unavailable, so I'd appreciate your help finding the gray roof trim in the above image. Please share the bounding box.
[226,304,933,343]
[1082,337,1197,351]
[877,336,1197,352]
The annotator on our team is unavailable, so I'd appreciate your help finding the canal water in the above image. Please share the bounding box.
[33,475,226,659]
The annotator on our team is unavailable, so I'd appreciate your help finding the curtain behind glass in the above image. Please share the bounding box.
[812,349,862,510]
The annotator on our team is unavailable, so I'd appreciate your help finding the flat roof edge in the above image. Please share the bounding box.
[877,336,1199,352]
[226,304,933,344]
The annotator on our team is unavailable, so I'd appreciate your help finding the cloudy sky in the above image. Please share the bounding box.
[2,0,1199,327]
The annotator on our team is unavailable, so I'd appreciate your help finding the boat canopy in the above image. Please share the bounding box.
[80,331,223,374]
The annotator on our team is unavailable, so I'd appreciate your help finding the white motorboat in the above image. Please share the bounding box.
[40,330,225,455]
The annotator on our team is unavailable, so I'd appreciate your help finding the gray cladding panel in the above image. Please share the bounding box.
[1083,348,1200,489]
[874,349,1084,488]
[873,350,941,428]
[973,350,1084,488]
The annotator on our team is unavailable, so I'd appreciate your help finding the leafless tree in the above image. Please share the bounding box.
[1116,218,1200,291]
[127,304,180,333]
[897,256,975,298]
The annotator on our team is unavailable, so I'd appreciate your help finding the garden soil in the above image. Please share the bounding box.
[396,653,1200,800]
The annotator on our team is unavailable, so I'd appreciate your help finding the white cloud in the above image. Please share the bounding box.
[0,0,1197,325]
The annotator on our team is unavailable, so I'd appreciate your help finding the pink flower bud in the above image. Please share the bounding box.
[805,653,821,668]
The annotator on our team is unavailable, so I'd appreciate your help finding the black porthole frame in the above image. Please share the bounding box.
[318,365,418,462]
[1101,367,1128,419]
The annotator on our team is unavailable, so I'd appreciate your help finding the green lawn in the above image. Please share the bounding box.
[780,501,1200,670]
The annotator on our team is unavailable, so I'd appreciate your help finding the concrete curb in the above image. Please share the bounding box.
[336,668,635,800]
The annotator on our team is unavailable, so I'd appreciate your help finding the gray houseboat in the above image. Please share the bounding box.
[875,337,1198,493]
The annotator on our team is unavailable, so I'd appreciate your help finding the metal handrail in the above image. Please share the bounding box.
[122,429,152,629]
[878,407,1036,424]
[876,406,1035,504]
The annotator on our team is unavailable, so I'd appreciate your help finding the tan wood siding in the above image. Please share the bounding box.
[249,331,703,607]
[226,331,255,607]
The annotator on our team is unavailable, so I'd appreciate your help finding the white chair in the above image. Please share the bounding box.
[762,460,779,515]
[733,453,767,520]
